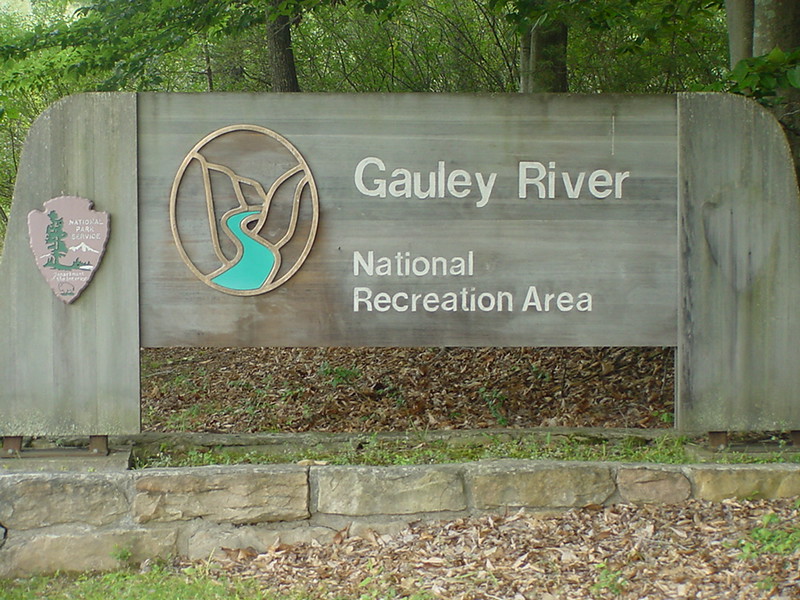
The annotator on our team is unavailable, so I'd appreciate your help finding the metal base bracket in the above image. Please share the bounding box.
[1,435,111,457]
[2,436,23,457]
[707,431,729,450]
[89,435,109,456]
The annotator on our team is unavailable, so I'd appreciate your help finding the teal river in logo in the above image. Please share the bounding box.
[211,210,276,292]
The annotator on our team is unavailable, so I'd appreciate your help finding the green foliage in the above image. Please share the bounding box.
[0,5,103,250]
[319,362,362,386]
[479,387,510,426]
[651,408,674,424]
[0,0,727,97]
[163,404,205,431]
[133,431,800,469]
[110,545,134,566]
[0,566,436,600]
[487,0,724,32]
[483,0,727,93]
[0,0,728,256]
[293,1,518,93]
[591,561,627,596]
[735,511,800,559]
[135,433,697,468]
[707,47,800,106]
[0,564,264,600]
[569,0,727,93]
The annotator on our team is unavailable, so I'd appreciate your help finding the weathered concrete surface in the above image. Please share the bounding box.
[678,93,800,431]
[467,460,616,509]
[0,93,140,437]
[313,465,466,515]
[133,465,309,524]
[0,447,132,472]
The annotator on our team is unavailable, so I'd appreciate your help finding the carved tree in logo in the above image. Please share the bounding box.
[170,124,319,295]
[27,196,110,304]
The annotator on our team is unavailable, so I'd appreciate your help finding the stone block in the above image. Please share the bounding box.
[616,466,691,504]
[0,526,177,577]
[313,465,466,516]
[133,465,309,524]
[691,464,800,501]
[0,473,128,530]
[467,460,615,509]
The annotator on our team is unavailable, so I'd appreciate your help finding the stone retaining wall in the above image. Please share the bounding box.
[2,460,800,576]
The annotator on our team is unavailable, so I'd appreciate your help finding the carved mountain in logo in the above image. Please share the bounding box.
[169,124,319,296]
[27,196,110,304]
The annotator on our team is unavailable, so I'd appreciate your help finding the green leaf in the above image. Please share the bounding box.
[740,73,759,90]
[760,74,778,90]
[787,65,800,89]
[730,60,751,83]
[766,46,787,64]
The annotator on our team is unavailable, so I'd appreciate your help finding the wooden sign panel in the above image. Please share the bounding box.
[138,94,678,347]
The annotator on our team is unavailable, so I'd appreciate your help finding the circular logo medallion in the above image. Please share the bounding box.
[170,124,319,295]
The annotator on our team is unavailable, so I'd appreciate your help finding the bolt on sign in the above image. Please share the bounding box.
[0,93,799,437]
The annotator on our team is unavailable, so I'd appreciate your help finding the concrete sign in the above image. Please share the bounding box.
[1,92,799,436]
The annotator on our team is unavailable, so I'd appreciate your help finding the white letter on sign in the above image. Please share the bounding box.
[354,157,386,197]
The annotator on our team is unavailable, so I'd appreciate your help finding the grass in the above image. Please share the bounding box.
[0,565,436,600]
[0,564,264,600]
[319,362,362,386]
[591,562,628,596]
[131,431,800,469]
[479,387,510,426]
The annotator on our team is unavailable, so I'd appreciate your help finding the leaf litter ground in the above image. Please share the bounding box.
[141,346,675,433]
[196,499,800,600]
[141,347,799,598]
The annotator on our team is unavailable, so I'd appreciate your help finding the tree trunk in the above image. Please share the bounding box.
[728,0,800,172]
[752,0,800,56]
[756,0,800,168]
[266,1,300,93]
[725,0,754,67]
[519,25,533,93]
[203,42,214,92]
[519,21,568,93]
[725,0,800,62]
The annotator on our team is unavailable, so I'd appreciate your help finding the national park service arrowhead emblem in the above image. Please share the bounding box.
[27,196,110,304]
